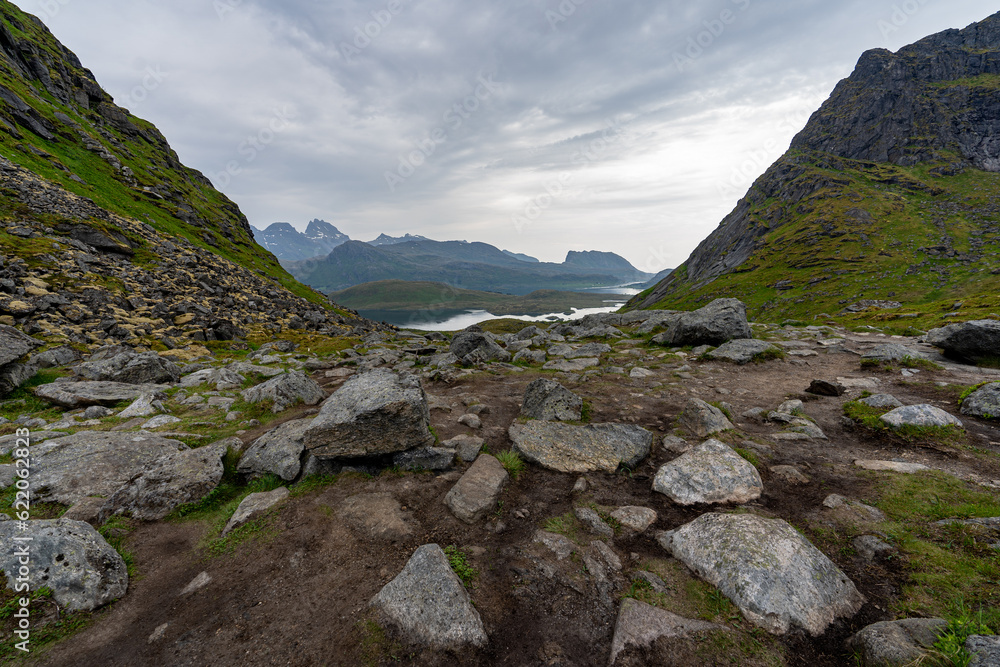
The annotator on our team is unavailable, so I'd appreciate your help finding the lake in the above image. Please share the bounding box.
[359,302,630,331]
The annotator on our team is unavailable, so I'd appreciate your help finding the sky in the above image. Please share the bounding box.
[10,0,998,272]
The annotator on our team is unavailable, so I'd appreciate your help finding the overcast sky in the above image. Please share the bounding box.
[11,0,997,270]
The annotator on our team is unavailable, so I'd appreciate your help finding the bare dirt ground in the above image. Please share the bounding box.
[24,329,1000,667]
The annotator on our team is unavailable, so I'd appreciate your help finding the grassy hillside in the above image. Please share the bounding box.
[330,280,618,315]
[633,150,1000,329]
[0,2,330,307]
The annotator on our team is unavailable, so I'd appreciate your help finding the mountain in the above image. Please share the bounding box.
[252,219,350,261]
[0,0,375,367]
[287,237,652,294]
[630,12,1000,325]
[502,249,539,263]
[368,232,432,246]
[564,250,649,282]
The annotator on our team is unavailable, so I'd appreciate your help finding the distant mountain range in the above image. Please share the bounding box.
[252,221,662,295]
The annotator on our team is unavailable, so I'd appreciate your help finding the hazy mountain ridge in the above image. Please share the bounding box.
[631,12,1000,322]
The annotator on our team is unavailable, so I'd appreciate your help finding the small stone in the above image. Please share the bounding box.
[807,380,845,397]
[180,572,212,596]
[854,460,931,474]
[533,530,575,560]
[853,535,895,561]
[574,506,614,537]
[770,465,810,485]
[610,506,657,533]
[458,413,482,429]
[222,487,289,535]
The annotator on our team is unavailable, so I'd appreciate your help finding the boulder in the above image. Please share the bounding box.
[32,346,81,368]
[0,359,37,396]
[543,358,600,372]
[513,349,546,365]
[520,379,583,421]
[609,599,727,666]
[653,440,763,505]
[392,446,455,471]
[860,394,904,410]
[180,367,245,391]
[0,323,41,366]
[707,339,781,365]
[509,421,652,474]
[78,351,180,385]
[861,343,919,363]
[610,506,658,533]
[370,544,487,648]
[566,343,612,359]
[238,418,311,482]
[880,404,963,429]
[926,319,1000,363]
[659,513,864,635]
[960,382,1000,419]
[450,331,511,365]
[679,399,734,438]
[653,298,751,347]
[222,486,290,535]
[0,430,67,456]
[444,454,508,523]
[34,381,172,409]
[240,371,325,413]
[30,432,188,506]
[99,444,226,521]
[303,369,433,458]
[0,519,128,612]
[848,618,947,666]
[442,434,484,462]
[117,391,169,418]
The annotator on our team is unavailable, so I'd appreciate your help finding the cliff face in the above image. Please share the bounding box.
[632,12,1000,320]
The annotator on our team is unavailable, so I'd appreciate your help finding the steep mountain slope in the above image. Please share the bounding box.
[252,219,349,261]
[0,1,376,362]
[630,12,1000,324]
[289,238,651,294]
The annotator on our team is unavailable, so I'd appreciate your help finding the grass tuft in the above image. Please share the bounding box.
[495,449,526,480]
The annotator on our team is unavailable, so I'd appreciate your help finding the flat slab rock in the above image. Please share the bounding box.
[222,487,290,535]
[30,432,188,506]
[0,519,127,612]
[848,618,947,666]
[880,404,963,429]
[370,544,487,649]
[444,454,508,524]
[34,381,172,408]
[509,421,652,474]
[99,443,226,522]
[659,512,865,635]
[653,439,763,506]
[609,598,727,665]
[303,369,433,458]
[854,460,931,474]
[707,339,781,365]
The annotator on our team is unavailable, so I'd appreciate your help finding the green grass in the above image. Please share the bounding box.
[98,516,138,578]
[495,449,526,479]
[843,399,966,446]
[929,609,995,667]
[0,370,65,422]
[751,347,787,363]
[444,545,477,589]
[0,587,92,662]
[873,471,1000,627]
[541,512,585,544]
[734,446,761,470]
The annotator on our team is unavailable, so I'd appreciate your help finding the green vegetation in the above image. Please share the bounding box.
[734,446,761,470]
[873,471,1000,628]
[541,512,585,544]
[330,280,615,315]
[444,545,477,589]
[0,370,65,423]
[843,399,966,446]
[0,588,91,662]
[495,449,526,480]
[98,516,138,578]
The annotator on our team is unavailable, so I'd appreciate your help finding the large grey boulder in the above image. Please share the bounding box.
[303,369,433,459]
[609,598,727,665]
[238,418,311,481]
[0,324,41,366]
[520,379,582,421]
[99,444,226,521]
[240,371,325,413]
[653,439,763,505]
[961,382,1000,419]
[30,432,188,506]
[78,351,181,385]
[926,319,1000,364]
[449,331,511,365]
[509,421,652,474]
[707,339,781,365]
[848,618,947,666]
[34,381,172,408]
[370,544,487,648]
[0,519,128,612]
[444,454,508,523]
[0,359,37,397]
[679,399,734,437]
[659,513,864,635]
[653,298,752,347]
[880,404,963,429]
[32,345,80,368]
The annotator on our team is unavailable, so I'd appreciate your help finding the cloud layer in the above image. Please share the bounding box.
[13,0,997,269]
